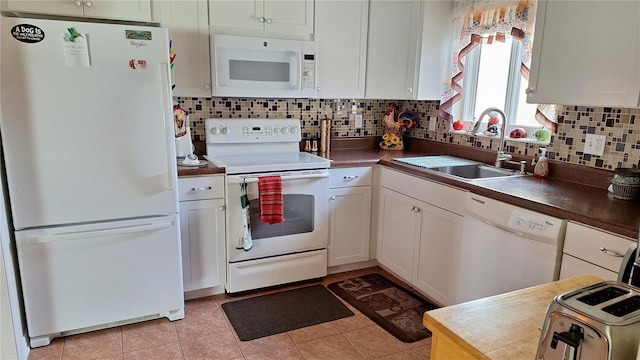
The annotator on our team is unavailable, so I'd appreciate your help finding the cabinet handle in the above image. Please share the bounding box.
[265,18,272,24]
[599,247,624,257]
[329,196,336,201]
[218,206,225,212]
[73,0,82,6]
[525,88,534,95]
[258,16,266,23]
[343,175,359,181]
[191,186,212,192]
[204,84,211,90]
[407,88,413,94]
[410,206,421,212]
[83,0,92,7]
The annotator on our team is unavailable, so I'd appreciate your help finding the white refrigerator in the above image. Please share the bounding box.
[0,17,184,347]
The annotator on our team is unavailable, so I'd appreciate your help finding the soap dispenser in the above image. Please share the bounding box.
[534,147,549,178]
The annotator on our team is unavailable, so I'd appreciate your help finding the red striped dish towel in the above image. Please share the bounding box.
[258,175,283,224]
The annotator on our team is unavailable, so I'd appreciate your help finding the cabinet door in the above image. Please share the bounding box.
[209,0,264,30]
[315,0,368,99]
[6,0,84,17]
[377,187,421,282]
[155,0,212,97]
[209,0,313,39]
[6,0,151,21]
[366,0,422,100]
[527,0,640,107]
[263,0,313,38]
[328,186,372,266]
[414,203,462,306]
[179,198,226,292]
[559,254,618,281]
[83,0,151,21]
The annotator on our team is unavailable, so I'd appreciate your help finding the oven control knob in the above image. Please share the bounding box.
[273,127,280,134]
[290,126,298,134]
[221,126,231,136]
[210,127,221,136]
[281,127,289,135]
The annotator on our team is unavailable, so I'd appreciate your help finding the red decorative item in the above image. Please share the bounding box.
[509,128,527,139]
[453,120,464,130]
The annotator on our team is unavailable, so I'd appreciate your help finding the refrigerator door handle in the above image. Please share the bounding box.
[160,63,176,191]
[25,221,173,244]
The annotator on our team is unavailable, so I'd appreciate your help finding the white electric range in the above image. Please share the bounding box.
[204,118,331,293]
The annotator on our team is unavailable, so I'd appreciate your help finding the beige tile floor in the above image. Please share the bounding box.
[27,266,433,360]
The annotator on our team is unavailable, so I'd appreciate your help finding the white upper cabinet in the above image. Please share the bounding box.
[365,0,452,100]
[154,0,212,97]
[315,0,368,99]
[417,0,453,100]
[366,0,422,100]
[528,0,640,107]
[6,0,152,22]
[209,0,314,40]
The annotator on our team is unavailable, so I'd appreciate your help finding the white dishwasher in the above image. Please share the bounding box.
[454,193,566,304]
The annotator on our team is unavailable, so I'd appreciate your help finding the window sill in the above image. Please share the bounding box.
[449,122,553,146]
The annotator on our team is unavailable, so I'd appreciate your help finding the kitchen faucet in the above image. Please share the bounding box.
[475,107,513,168]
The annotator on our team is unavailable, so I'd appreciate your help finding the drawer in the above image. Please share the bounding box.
[378,166,466,215]
[329,166,372,188]
[178,175,225,201]
[563,221,634,273]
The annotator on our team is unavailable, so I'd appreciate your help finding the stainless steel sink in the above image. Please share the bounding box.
[430,164,522,180]
[393,156,528,180]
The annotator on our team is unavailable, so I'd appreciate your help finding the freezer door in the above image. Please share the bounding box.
[15,216,183,342]
[0,17,177,229]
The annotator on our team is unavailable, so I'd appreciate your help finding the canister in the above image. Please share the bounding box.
[320,118,331,153]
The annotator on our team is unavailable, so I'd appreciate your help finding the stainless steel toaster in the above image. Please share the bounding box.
[536,281,640,360]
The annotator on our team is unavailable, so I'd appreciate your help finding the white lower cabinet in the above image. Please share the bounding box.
[559,221,634,281]
[328,167,372,267]
[376,166,465,306]
[178,175,226,295]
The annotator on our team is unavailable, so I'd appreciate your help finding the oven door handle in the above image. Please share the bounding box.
[227,171,329,184]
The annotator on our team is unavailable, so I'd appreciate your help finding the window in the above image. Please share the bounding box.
[462,36,539,128]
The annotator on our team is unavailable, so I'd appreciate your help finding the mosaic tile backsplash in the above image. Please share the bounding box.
[176,96,640,171]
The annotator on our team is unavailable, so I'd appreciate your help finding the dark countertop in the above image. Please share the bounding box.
[178,138,640,239]
[177,160,224,177]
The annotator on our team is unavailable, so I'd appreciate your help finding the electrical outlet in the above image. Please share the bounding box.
[428,116,437,131]
[584,134,606,156]
[355,114,363,129]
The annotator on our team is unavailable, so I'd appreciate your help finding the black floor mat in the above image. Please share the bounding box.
[221,284,354,341]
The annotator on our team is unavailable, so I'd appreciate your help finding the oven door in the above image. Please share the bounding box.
[226,169,329,262]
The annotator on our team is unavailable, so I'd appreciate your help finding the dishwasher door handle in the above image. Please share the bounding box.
[464,209,523,235]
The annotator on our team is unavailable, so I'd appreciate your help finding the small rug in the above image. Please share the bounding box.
[327,273,439,343]
[221,285,354,341]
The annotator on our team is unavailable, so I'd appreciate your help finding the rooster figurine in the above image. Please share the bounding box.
[379,102,418,151]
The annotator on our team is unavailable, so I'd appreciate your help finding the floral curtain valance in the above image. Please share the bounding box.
[440,0,558,132]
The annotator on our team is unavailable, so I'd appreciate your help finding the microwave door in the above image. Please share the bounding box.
[214,47,301,97]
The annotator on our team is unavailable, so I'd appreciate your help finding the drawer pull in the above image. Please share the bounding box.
[343,175,359,181]
[191,186,212,192]
[599,247,624,257]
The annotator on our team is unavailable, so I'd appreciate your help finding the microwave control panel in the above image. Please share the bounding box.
[302,54,315,92]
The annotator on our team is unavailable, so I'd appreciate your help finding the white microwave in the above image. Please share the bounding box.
[211,34,316,98]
